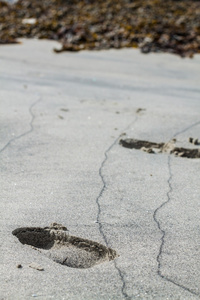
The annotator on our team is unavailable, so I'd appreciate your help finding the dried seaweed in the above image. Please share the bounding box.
[1,0,200,57]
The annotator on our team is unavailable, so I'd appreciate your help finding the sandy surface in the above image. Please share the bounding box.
[0,39,200,299]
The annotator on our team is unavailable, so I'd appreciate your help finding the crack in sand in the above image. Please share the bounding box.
[114,260,132,300]
[96,117,138,300]
[96,137,131,299]
[0,95,41,154]
[153,121,200,296]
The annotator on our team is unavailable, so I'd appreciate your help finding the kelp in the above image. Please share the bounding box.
[0,0,200,57]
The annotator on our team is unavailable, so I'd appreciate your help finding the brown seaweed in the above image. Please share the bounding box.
[1,0,200,57]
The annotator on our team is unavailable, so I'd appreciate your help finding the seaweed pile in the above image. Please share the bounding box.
[1,0,200,57]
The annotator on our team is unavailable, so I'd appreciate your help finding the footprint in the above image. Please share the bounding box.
[12,223,117,269]
[119,138,200,159]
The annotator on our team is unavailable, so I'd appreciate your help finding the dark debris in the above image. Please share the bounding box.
[1,0,200,57]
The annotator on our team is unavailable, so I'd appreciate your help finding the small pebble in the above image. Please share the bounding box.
[188,137,199,145]
[29,262,44,271]
[120,132,126,136]
[178,152,184,157]
[17,264,22,268]
[147,148,154,153]
[189,137,193,143]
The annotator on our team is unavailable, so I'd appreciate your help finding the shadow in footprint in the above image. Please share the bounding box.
[12,223,117,269]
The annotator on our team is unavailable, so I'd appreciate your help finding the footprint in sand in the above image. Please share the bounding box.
[119,138,200,159]
[12,223,117,269]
